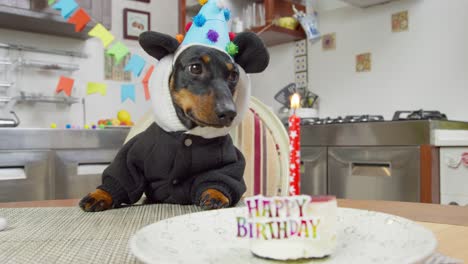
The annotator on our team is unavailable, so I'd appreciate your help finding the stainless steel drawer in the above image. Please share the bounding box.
[0,150,52,202]
[55,149,118,199]
[301,147,327,195]
[328,147,420,202]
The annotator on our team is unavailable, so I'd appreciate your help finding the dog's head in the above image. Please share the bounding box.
[139,31,269,129]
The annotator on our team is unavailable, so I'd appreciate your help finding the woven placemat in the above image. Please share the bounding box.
[0,204,462,264]
[0,204,203,264]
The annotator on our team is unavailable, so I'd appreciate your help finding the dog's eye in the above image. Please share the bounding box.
[228,71,239,83]
[188,64,203,75]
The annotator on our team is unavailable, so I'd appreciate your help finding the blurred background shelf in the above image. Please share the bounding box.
[250,24,306,46]
[19,59,80,72]
[179,0,307,47]
[15,94,80,105]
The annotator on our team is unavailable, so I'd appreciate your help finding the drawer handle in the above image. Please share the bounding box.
[77,163,109,176]
[351,163,391,177]
[0,167,26,180]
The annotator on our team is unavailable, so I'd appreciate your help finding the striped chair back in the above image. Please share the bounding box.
[230,97,289,197]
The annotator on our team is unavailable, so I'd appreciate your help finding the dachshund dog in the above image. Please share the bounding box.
[79,31,269,212]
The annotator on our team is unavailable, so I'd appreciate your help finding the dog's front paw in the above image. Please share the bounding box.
[79,189,113,212]
[199,189,230,210]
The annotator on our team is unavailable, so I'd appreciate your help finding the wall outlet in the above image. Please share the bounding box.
[295,40,307,57]
[295,72,308,88]
[295,56,307,73]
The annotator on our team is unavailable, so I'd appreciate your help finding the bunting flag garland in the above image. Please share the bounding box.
[142,65,155,101]
[124,54,146,77]
[51,0,156,104]
[107,42,130,65]
[87,82,107,96]
[121,84,136,103]
[67,8,90,32]
[55,76,74,96]
[52,0,78,19]
[88,23,115,48]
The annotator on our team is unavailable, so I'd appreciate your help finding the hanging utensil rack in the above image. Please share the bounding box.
[0,42,88,58]
[19,59,80,72]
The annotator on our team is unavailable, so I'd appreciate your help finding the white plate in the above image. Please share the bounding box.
[130,207,437,264]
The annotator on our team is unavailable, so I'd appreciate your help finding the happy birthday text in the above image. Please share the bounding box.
[237,195,322,240]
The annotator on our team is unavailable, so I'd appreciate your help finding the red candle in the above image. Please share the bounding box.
[289,93,301,196]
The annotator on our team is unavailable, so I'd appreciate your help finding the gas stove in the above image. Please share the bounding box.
[300,109,468,204]
[302,110,449,125]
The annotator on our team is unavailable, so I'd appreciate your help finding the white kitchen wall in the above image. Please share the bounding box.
[250,42,296,113]
[309,0,468,120]
[0,0,178,128]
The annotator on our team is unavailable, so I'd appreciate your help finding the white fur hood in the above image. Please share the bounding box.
[149,54,250,139]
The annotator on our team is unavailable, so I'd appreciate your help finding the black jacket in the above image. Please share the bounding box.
[98,123,246,207]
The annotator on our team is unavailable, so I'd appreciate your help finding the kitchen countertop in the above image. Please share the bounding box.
[0,199,467,262]
[0,128,129,149]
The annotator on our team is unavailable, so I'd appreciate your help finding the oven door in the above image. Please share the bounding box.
[328,147,420,202]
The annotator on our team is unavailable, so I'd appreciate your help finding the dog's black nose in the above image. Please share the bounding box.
[215,106,237,126]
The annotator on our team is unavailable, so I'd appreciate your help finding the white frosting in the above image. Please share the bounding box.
[250,199,337,260]
[0,217,7,231]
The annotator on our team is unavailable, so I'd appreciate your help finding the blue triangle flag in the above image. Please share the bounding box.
[121,84,136,103]
[53,0,79,19]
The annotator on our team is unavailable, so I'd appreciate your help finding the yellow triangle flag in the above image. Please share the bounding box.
[87,82,107,96]
[88,23,114,48]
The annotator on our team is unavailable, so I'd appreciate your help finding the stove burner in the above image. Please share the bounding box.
[344,115,384,123]
[301,115,385,125]
[392,110,447,121]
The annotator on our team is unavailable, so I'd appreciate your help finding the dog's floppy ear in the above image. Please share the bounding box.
[233,32,270,73]
[139,31,180,60]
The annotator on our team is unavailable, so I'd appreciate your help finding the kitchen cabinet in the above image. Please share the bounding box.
[179,0,306,46]
[0,129,127,202]
[55,149,118,199]
[300,147,327,195]
[0,150,53,203]
[0,0,112,39]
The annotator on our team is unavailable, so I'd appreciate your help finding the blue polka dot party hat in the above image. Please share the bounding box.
[179,0,238,57]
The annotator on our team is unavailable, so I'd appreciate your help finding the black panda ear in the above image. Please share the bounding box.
[232,32,270,73]
[139,31,180,60]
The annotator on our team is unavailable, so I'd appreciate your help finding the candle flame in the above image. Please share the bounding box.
[290,93,301,109]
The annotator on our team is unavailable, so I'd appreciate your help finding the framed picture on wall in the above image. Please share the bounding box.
[123,8,151,40]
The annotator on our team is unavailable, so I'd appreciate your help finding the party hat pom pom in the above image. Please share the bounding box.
[226,42,239,56]
[185,21,193,32]
[176,34,185,44]
[229,32,236,41]
[193,14,206,27]
[223,8,231,21]
[216,0,226,9]
[198,0,208,6]
[207,30,219,43]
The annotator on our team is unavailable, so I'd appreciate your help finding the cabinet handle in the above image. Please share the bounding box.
[0,167,26,180]
[351,162,391,177]
[77,163,109,176]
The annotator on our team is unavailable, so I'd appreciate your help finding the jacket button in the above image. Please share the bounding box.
[172,179,179,185]
[184,138,192,147]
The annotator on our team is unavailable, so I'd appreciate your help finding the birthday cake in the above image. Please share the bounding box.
[237,195,337,260]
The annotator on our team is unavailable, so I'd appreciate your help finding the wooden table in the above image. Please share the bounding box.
[1,199,467,262]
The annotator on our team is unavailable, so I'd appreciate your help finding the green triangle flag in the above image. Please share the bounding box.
[48,0,56,5]
[107,42,130,65]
